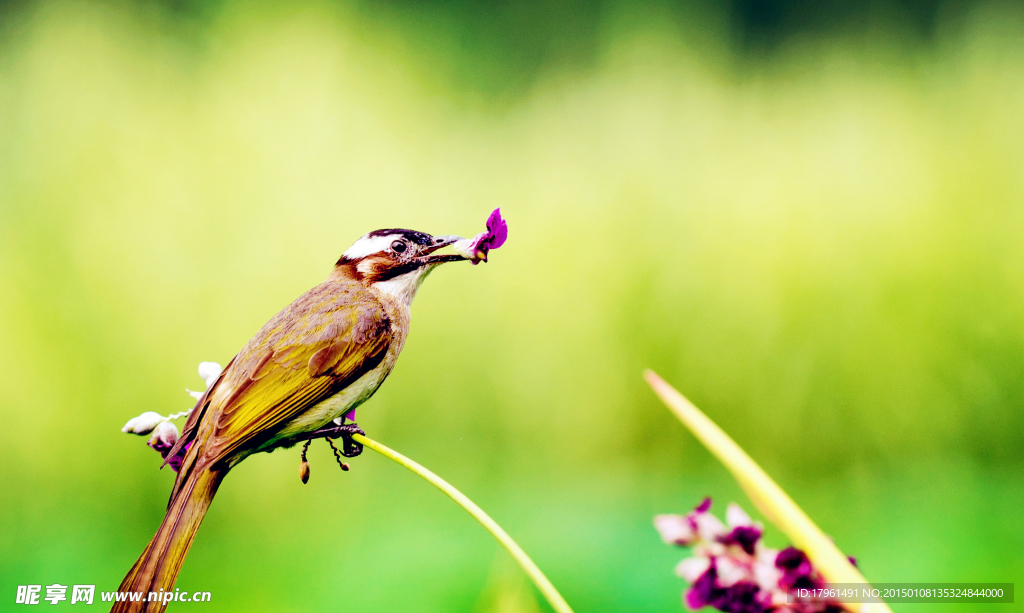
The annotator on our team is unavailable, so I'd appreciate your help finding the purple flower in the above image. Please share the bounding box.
[720,526,763,556]
[165,442,191,473]
[655,498,727,548]
[686,563,718,609]
[656,498,843,613]
[685,563,772,613]
[776,547,823,591]
[453,208,508,264]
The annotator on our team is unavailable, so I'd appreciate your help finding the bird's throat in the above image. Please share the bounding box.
[370,267,432,305]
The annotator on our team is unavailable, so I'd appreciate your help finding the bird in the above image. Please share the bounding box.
[112,227,486,612]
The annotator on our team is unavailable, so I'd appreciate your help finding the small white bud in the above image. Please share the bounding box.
[197,362,222,387]
[148,421,179,449]
[122,412,165,435]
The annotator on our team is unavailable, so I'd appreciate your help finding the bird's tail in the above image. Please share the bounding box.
[111,468,224,613]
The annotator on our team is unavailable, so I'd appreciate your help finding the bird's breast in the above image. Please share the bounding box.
[268,296,411,446]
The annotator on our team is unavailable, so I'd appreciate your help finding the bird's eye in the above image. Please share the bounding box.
[391,240,407,253]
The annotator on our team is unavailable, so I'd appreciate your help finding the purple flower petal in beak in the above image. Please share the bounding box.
[483,208,508,250]
[453,208,509,264]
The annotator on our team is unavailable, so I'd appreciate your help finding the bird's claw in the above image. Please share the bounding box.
[331,423,365,458]
[294,421,363,480]
[300,422,365,458]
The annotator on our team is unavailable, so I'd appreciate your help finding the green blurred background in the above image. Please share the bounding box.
[1,0,1022,610]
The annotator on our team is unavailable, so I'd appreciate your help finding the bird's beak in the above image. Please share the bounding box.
[416,235,467,265]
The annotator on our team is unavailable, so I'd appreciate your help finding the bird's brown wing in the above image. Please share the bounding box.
[190,283,391,473]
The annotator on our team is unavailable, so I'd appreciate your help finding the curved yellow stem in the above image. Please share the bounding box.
[644,370,893,613]
[353,433,574,613]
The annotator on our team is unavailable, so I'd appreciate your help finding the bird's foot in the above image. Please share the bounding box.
[335,422,365,458]
[297,422,365,455]
[307,422,364,458]
[326,438,352,471]
[295,422,365,483]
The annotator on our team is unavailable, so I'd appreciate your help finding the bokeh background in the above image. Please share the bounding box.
[1,0,1023,610]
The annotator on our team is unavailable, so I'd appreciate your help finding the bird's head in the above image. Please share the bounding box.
[334,229,465,304]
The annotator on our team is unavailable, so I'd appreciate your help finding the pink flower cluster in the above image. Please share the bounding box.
[655,498,845,613]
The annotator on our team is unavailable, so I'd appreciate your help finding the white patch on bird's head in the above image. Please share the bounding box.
[342,234,400,260]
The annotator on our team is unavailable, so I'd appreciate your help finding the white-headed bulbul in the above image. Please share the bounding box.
[112,227,483,613]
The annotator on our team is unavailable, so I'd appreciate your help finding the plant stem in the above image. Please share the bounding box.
[352,433,574,613]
